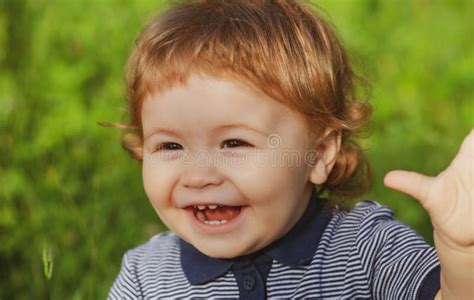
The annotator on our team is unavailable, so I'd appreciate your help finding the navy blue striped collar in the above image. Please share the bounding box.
[180,187,333,285]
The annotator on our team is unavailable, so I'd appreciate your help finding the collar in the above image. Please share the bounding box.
[180,187,333,285]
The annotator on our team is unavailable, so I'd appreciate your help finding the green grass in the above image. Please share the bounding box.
[0,0,472,298]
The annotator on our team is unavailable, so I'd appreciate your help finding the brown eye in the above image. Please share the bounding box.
[222,139,252,148]
[156,142,183,151]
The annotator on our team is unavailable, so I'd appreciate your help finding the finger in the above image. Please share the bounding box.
[384,170,435,206]
[457,129,474,157]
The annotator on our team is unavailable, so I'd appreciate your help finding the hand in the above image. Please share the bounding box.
[384,130,473,248]
[384,129,474,299]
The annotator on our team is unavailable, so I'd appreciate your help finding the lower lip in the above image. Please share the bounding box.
[185,206,248,234]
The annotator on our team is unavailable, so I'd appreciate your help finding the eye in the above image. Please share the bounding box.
[222,139,252,148]
[155,142,183,152]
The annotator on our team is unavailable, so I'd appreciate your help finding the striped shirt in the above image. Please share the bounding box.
[108,195,440,299]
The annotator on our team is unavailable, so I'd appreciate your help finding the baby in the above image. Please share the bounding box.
[107,0,473,299]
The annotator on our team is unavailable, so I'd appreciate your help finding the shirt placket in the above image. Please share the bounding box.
[231,259,266,300]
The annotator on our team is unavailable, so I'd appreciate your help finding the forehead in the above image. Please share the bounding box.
[141,74,304,137]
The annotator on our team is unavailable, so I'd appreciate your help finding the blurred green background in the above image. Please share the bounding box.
[0,0,472,298]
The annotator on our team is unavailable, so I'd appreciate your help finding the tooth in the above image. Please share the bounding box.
[201,219,228,225]
[197,205,206,210]
[208,205,217,209]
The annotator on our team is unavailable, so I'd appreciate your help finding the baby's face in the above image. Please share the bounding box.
[141,73,318,258]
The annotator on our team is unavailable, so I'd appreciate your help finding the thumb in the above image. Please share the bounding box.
[384,170,435,207]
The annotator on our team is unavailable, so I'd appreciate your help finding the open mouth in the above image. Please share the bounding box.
[188,204,244,225]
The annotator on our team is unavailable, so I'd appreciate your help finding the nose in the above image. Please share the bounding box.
[181,162,224,190]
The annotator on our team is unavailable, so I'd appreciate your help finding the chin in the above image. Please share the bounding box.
[197,244,242,259]
[193,240,253,259]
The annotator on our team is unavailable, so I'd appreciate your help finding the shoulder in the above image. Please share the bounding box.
[325,200,428,248]
[113,230,182,286]
[343,200,395,221]
[108,231,182,299]
[325,200,438,268]
[349,200,398,232]
[348,200,422,240]
[122,231,181,267]
[328,200,397,233]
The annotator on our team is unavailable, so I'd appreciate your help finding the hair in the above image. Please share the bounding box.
[107,0,373,204]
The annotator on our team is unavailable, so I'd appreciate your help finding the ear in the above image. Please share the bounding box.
[308,130,341,185]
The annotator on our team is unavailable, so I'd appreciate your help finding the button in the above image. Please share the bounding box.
[243,275,255,291]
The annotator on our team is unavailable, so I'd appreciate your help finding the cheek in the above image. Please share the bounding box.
[225,151,308,205]
[142,157,177,209]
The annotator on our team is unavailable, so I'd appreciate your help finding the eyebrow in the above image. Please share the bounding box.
[144,123,268,140]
